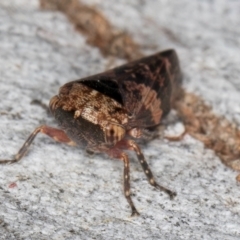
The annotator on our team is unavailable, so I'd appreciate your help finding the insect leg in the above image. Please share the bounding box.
[126,140,176,199]
[0,125,75,164]
[122,152,140,216]
[106,149,139,216]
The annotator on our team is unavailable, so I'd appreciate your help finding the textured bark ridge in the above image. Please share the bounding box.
[40,0,142,61]
[174,92,240,175]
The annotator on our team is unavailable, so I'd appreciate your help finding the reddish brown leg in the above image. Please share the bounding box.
[117,140,176,199]
[0,125,75,164]
[107,149,139,216]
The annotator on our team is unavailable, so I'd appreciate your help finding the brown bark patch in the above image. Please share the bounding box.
[174,92,240,178]
[40,0,142,61]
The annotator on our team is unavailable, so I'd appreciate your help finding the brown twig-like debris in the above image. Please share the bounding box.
[40,0,142,61]
[174,92,240,177]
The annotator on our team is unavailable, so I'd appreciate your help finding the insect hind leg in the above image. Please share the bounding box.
[0,125,75,164]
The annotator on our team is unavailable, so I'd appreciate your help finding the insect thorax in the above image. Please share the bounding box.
[49,82,128,148]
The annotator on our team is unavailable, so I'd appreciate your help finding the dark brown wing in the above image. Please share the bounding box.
[73,49,182,129]
[113,49,182,128]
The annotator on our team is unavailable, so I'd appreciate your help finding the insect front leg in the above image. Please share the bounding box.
[119,140,176,199]
[0,125,75,164]
[106,148,139,216]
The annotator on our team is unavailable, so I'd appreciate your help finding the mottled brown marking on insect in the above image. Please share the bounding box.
[127,128,143,138]
[52,83,128,128]
[124,81,162,125]
[49,95,59,113]
[74,110,82,119]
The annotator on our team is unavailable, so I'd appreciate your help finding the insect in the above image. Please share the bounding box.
[0,49,182,216]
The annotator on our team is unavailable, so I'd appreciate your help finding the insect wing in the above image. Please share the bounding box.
[76,49,181,129]
[113,49,181,128]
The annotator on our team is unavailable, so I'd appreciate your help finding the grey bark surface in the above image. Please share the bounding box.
[0,1,240,240]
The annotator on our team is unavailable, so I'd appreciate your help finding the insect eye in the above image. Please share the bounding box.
[128,113,134,119]
[104,124,125,145]
[49,95,60,114]
[110,129,115,135]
